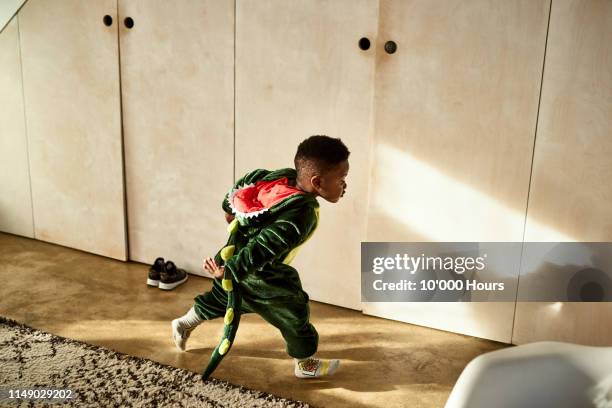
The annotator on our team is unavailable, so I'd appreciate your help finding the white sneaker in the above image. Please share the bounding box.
[171,318,194,351]
[294,357,340,379]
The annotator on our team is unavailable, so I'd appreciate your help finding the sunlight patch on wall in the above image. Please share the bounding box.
[369,143,574,242]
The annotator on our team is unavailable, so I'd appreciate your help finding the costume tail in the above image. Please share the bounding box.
[202,221,241,381]
[201,274,241,380]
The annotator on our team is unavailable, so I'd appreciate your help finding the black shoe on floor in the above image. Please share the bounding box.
[147,257,165,287]
[160,260,188,290]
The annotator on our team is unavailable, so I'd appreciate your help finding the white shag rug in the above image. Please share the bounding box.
[0,317,311,407]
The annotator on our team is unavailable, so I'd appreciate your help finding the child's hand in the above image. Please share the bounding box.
[203,256,225,279]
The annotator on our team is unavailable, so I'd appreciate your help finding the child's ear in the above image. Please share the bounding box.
[310,175,322,190]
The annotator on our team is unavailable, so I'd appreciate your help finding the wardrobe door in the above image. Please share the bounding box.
[364,0,550,342]
[119,0,234,274]
[235,0,378,310]
[513,0,612,346]
[18,0,126,260]
[0,16,33,238]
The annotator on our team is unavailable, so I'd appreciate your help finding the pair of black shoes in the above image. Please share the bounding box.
[147,257,188,290]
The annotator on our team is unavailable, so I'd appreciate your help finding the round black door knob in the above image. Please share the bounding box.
[358,37,371,51]
[384,40,397,54]
[103,15,113,27]
[124,17,134,29]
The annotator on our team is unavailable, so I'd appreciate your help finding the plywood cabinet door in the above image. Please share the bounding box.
[18,0,127,260]
[512,0,612,346]
[235,0,379,310]
[119,0,234,274]
[364,0,550,342]
[0,17,33,238]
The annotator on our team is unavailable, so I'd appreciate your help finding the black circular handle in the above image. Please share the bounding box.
[358,37,371,51]
[384,40,397,54]
[124,17,134,29]
[103,15,113,27]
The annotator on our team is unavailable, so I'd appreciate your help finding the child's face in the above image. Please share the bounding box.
[314,160,349,203]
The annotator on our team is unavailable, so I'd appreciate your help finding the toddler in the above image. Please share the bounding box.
[172,135,349,379]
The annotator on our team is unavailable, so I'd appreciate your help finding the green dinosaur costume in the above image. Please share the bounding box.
[195,168,320,380]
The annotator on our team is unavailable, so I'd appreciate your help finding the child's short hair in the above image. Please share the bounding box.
[294,135,350,175]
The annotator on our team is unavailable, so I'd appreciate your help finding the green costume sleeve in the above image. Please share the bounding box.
[222,169,270,214]
[223,205,317,283]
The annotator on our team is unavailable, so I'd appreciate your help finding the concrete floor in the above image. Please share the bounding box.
[0,232,507,407]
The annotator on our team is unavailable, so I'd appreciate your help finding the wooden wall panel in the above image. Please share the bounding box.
[513,0,612,346]
[119,0,234,274]
[235,0,379,310]
[364,0,550,342]
[19,0,126,260]
[0,17,33,238]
